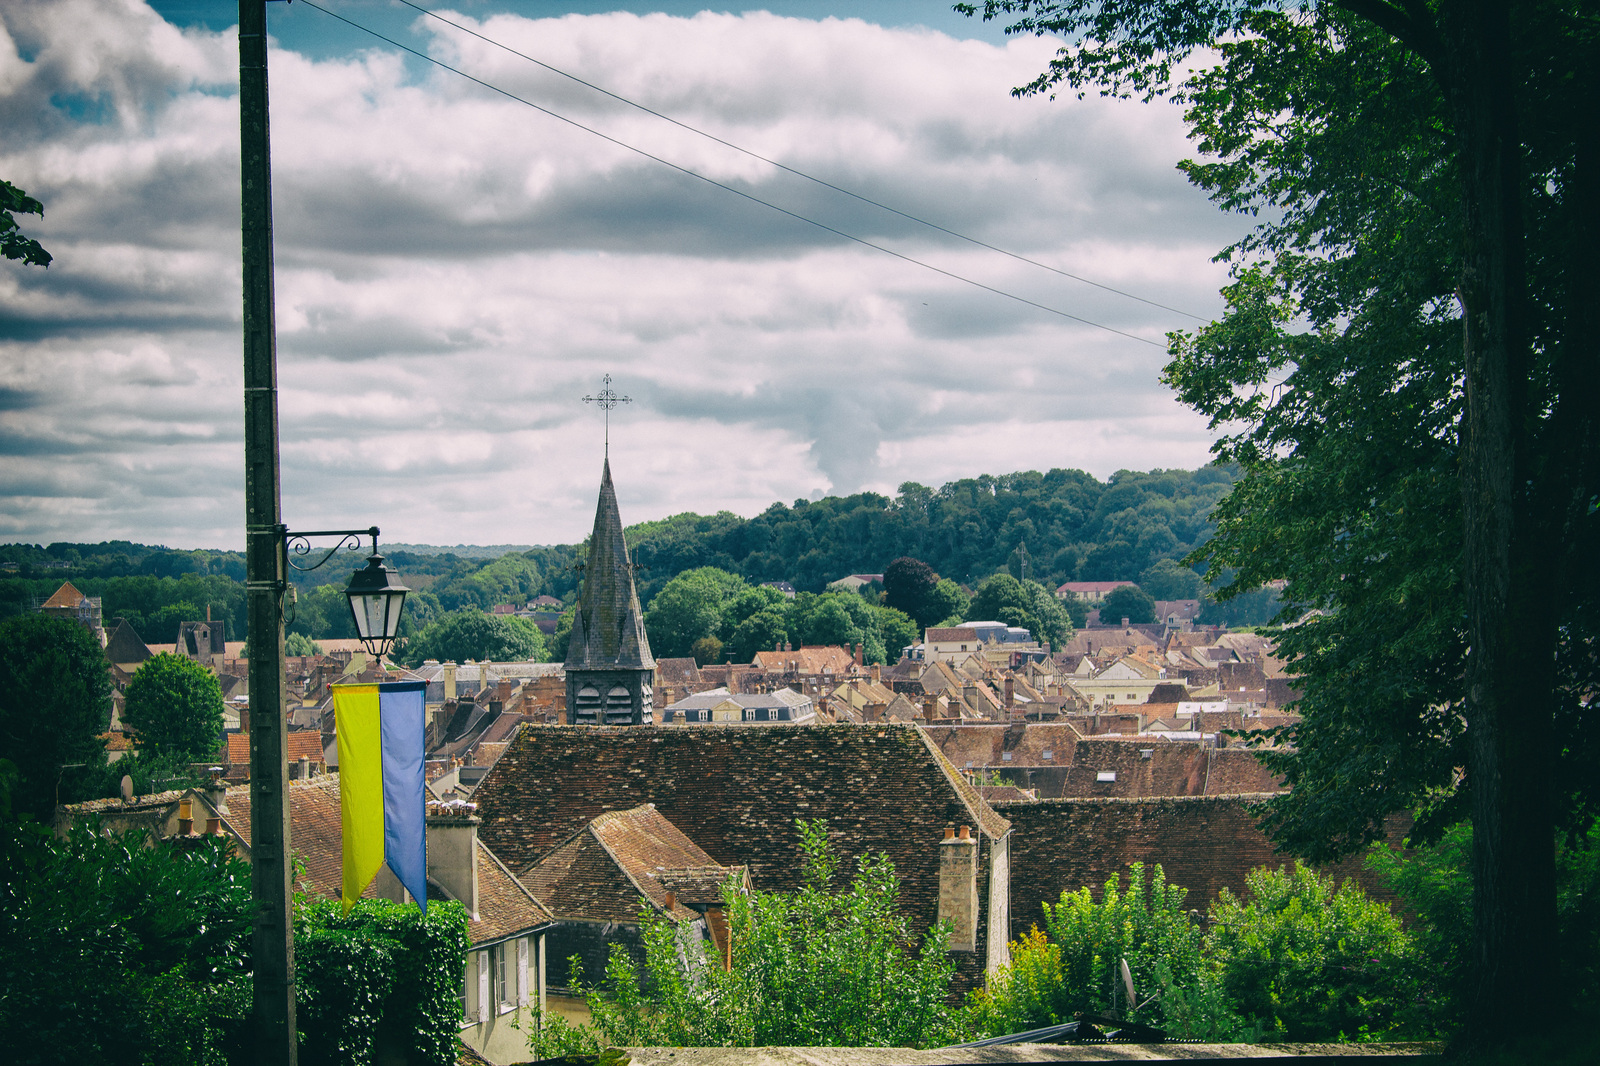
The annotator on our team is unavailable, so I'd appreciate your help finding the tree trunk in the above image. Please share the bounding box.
[1444,0,1559,1046]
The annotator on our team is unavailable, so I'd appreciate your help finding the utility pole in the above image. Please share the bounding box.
[239,1,296,1062]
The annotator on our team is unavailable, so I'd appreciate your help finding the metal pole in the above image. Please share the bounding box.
[240,0,296,1062]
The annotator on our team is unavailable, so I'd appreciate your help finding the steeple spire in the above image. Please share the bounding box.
[565,459,655,725]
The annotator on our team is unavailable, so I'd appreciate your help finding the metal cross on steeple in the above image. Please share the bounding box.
[582,373,632,457]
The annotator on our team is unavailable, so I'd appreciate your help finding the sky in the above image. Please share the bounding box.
[0,0,1250,550]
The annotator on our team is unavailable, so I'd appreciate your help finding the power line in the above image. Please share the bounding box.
[394,0,1206,323]
[295,0,1169,348]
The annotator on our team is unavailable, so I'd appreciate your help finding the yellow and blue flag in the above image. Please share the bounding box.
[333,680,428,912]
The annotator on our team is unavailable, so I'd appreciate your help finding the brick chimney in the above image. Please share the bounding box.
[923,694,937,721]
[1004,676,1015,716]
[854,644,864,667]
[938,825,979,952]
[427,802,480,918]
[442,662,457,703]
[871,663,881,683]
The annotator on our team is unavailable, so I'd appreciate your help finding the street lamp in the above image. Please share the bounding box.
[344,552,409,658]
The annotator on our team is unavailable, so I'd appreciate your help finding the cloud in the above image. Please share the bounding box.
[0,2,1244,549]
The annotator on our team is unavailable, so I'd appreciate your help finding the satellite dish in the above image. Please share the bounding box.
[120,774,133,803]
[1120,957,1137,1014]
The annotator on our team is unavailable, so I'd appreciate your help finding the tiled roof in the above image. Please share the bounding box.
[1056,581,1137,596]
[103,619,154,665]
[460,841,554,944]
[749,646,854,674]
[565,460,654,672]
[925,627,977,643]
[476,724,1009,992]
[42,581,86,609]
[521,803,728,923]
[226,730,324,765]
[654,658,702,685]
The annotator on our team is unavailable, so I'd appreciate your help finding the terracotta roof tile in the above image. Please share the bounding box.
[522,803,729,923]
[42,581,86,609]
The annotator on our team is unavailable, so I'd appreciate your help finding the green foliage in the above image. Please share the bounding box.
[1368,822,1600,1039]
[295,897,470,1066]
[0,821,252,1066]
[1139,558,1202,601]
[725,606,788,664]
[0,613,112,820]
[923,578,970,628]
[874,604,919,659]
[643,567,750,659]
[971,863,1202,1035]
[967,574,1073,647]
[400,608,547,667]
[286,631,323,657]
[122,652,226,762]
[1099,584,1156,626]
[539,820,959,1051]
[1,178,51,267]
[1206,862,1419,1041]
[690,634,725,664]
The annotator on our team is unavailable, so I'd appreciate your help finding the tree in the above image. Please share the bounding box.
[0,614,112,820]
[1099,584,1156,625]
[874,605,919,661]
[922,578,970,628]
[1,179,51,267]
[285,632,322,657]
[883,557,940,627]
[122,653,225,763]
[400,609,546,667]
[967,574,1073,648]
[690,635,724,665]
[1139,558,1203,600]
[960,0,1597,1042]
[726,607,789,665]
[642,567,747,659]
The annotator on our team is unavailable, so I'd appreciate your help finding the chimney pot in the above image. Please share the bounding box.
[943,826,955,840]
[665,889,676,910]
[958,824,971,840]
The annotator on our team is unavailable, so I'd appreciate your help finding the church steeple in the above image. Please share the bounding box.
[565,459,655,724]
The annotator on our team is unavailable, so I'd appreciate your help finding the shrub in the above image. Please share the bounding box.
[967,862,1202,1036]
[1206,862,1420,1041]
[295,897,470,1066]
[0,820,252,1066]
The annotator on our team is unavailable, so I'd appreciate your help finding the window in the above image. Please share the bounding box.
[1041,750,1053,760]
[1096,770,1116,783]
[1002,752,1012,761]
[494,942,515,1013]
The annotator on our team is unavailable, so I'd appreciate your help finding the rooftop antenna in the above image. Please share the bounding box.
[582,373,632,458]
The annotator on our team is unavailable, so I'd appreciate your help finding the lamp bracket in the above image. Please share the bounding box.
[280,525,381,574]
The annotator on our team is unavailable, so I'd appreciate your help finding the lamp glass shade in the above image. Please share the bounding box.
[345,553,409,657]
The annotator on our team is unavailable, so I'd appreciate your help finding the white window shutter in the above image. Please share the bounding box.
[476,950,490,1024]
[517,938,530,1007]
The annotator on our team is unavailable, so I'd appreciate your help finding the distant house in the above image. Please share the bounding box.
[1055,580,1137,603]
[761,581,797,598]
[662,686,816,724]
[40,580,105,645]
